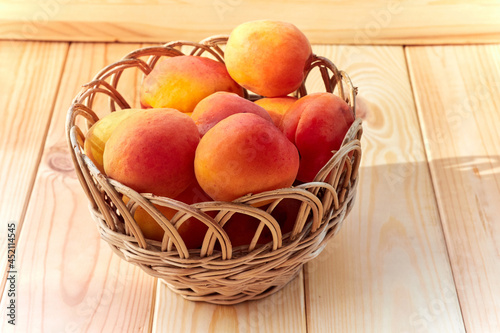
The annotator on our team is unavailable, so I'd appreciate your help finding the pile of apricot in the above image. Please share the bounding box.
[84,20,355,249]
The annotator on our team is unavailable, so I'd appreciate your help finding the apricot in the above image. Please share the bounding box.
[270,199,302,235]
[84,108,141,173]
[223,213,272,248]
[123,195,167,242]
[191,92,273,136]
[195,113,300,202]
[254,96,298,127]
[123,181,211,248]
[224,20,312,97]
[140,55,244,113]
[103,108,200,199]
[281,92,355,182]
[222,199,302,248]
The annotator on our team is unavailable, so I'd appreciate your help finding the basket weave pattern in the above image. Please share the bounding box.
[66,36,363,305]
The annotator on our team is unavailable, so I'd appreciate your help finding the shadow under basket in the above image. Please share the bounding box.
[65,36,363,305]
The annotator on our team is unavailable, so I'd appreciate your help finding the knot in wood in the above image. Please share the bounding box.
[47,146,74,173]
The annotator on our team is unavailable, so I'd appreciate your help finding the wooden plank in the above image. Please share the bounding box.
[1,0,500,44]
[153,271,306,333]
[304,45,465,332]
[0,42,156,332]
[151,42,309,333]
[406,45,500,333]
[0,41,68,295]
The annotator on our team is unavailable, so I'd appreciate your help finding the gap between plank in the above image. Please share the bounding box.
[147,277,158,333]
[302,265,310,333]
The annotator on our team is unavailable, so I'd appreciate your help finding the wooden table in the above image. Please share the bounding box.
[1,2,499,332]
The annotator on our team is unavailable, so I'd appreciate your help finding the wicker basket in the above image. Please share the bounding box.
[65,36,363,305]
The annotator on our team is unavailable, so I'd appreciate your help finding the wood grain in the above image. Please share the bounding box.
[0,0,499,44]
[406,44,500,333]
[0,41,68,295]
[303,45,465,332]
[153,271,306,333]
[0,42,156,332]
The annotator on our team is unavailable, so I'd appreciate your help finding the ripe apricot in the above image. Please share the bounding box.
[254,96,298,127]
[140,55,244,113]
[123,181,211,248]
[195,113,299,202]
[281,93,355,182]
[224,20,312,97]
[84,108,141,173]
[104,109,200,198]
[191,92,273,136]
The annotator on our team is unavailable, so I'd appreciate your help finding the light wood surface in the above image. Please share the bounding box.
[303,45,465,333]
[0,38,499,331]
[1,1,500,44]
[0,42,156,332]
[153,271,306,333]
[0,41,67,290]
[407,44,500,333]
